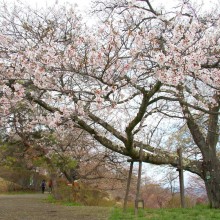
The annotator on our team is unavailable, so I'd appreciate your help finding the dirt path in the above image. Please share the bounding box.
[0,194,112,220]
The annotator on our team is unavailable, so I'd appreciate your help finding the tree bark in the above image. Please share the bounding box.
[177,87,220,208]
[123,161,133,212]
[177,148,185,208]
[135,145,143,215]
[202,158,220,208]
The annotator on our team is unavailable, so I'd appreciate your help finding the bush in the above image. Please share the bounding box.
[165,194,194,208]
[53,180,72,201]
[52,180,116,206]
[0,167,46,191]
[0,177,22,192]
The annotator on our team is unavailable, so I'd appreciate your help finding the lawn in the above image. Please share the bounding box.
[46,194,220,220]
[109,205,220,220]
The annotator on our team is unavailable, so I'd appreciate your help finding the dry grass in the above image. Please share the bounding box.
[0,177,22,192]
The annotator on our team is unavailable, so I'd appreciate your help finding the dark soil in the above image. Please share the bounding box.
[0,194,111,220]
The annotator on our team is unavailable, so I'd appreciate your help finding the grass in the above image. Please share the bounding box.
[45,194,220,220]
[46,194,83,206]
[108,205,220,220]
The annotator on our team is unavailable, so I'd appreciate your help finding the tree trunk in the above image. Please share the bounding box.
[123,161,133,212]
[202,158,220,208]
[177,148,185,208]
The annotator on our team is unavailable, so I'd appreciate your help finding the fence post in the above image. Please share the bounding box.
[123,161,134,212]
[135,145,143,215]
[177,147,185,208]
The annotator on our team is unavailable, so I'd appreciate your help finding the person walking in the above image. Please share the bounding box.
[48,179,53,193]
[41,180,46,194]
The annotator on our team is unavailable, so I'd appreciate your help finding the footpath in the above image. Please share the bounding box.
[0,194,111,220]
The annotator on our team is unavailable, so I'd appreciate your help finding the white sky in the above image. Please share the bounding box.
[8,0,219,12]
[7,0,219,27]
[9,0,92,11]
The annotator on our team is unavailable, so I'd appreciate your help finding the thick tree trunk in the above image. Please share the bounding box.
[202,158,220,208]
[178,90,220,208]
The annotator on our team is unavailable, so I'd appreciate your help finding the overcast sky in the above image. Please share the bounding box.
[9,0,92,11]
[8,0,219,11]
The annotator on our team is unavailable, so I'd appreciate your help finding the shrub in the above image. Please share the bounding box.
[165,194,194,208]
[53,180,116,206]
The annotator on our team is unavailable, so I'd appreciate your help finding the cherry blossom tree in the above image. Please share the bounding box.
[0,0,219,207]
[93,0,220,207]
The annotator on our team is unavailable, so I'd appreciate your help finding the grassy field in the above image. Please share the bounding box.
[109,205,220,220]
[46,194,220,220]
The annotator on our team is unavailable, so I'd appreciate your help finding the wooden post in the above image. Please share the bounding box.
[135,145,143,215]
[123,161,134,212]
[177,147,185,208]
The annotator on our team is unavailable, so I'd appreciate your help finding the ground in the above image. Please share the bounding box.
[0,194,111,220]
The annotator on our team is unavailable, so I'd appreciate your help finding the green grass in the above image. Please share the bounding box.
[46,194,82,206]
[109,205,220,220]
[62,201,83,206]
